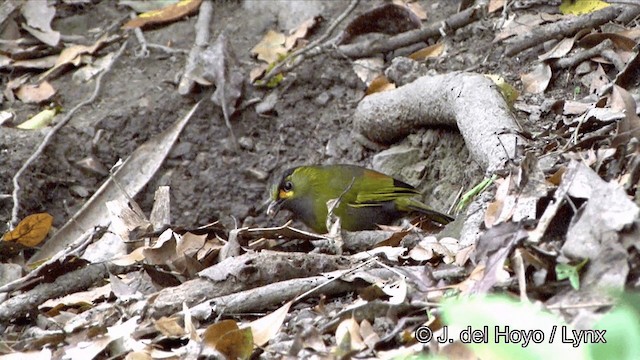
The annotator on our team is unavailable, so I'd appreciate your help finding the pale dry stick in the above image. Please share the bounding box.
[325,177,356,254]
[129,11,149,58]
[261,0,359,84]
[552,39,614,70]
[10,40,129,228]
[512,249,528,302]
[147,43,188,55]
[291,257,377,304]
[546,302,614,310]
[505,5,626,56]
[178,0,212,95]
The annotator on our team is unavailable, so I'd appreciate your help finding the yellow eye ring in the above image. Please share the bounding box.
[279,189,293,199]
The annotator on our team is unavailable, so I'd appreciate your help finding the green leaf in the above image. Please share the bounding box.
[556,258,588,290]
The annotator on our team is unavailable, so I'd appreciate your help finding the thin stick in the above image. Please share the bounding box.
[10,40,129,227]
[261,0,359,83]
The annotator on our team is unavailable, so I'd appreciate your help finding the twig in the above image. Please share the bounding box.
[130,11,149,58]
[178,0,213,95]
[325,176,356,233]
[261,0,359,83]
[505,5,625,56]
[10,39,129,228]
[292,257,376,303]
[512,249,528,302]
[551,39,614,70]
[546,302,613,310]
[0,262,137,323]
[337,4,485,58]
[147,43,188,55]
[325,177,357,254]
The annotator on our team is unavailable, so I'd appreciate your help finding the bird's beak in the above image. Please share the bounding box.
[266,198,284,217]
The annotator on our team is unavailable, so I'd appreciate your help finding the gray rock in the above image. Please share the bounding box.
[371,145,421,181]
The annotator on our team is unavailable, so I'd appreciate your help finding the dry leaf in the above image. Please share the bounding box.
[359,319,380,350]
[538,37,575,61]
[110,247,147,266]
[20,1,60,46]
[16,81,56,103]
[154,317,185,337]
[494,13,565,43]
[409,42,445,61]
[335,318,366,352]
[611,85,640,147]
[251,30,287,64]
[3,213,53,247]
[122,0,203,29]
[16,107,59,130]
[285,16,322,50]
[202,320,253,359]
[559,0,609,15]
[488,0,506,13]
[249,300,292,346]
[380,278,407,304]
[521,63,551,94]
[366,75,396,95]
[352,57,385,86]
[392,0,428,20]
[39,34,115,80]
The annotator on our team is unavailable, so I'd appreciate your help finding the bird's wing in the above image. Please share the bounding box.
[351,185,420,206]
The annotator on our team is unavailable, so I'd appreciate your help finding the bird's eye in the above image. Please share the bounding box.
[283,180,293,191]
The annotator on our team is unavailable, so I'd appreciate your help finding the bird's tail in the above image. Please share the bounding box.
[404,199,454,225]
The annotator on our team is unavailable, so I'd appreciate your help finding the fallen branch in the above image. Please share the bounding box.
[504,5,630,56]
[551,38,614,70]
[354,72,522,172]
[337,4,485,58]
[186,265,423,322]
[0,263,136,323]
[148,251,355,318]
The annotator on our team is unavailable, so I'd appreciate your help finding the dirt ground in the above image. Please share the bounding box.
[1,0,483,234]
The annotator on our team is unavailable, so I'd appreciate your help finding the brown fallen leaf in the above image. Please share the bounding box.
[38,34,117,80]
[366,75,396,95]
[15,81,56,103]
[3,212,53,247]
[122,0,203,29]
[251,30,287,64]
[611,85,640,147]
[202,320,253,359]
[521,63,551,94]
[249,300,293,346]
[392,0,428,20]
[409,42,445,61]
[285,16,323,51]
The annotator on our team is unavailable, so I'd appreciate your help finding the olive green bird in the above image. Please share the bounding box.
[267,164,454,233]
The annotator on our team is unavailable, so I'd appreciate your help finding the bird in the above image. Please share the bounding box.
[266,164,454,233]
